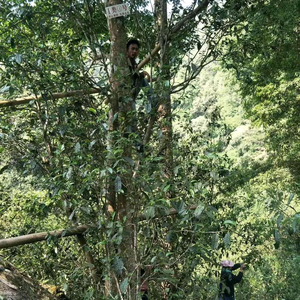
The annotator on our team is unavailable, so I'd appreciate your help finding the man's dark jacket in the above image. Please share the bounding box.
[219,264,243,298]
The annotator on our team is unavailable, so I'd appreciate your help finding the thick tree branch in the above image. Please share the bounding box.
[171,0,211,34]
[137,0,211,71]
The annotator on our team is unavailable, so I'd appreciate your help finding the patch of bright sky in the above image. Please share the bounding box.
[147,0,194,15]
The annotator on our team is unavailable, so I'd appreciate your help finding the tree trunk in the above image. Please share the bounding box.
[106,1,138,298]
[156,0,174,197]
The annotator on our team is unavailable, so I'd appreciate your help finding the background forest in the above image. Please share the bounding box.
[0,0,299,299]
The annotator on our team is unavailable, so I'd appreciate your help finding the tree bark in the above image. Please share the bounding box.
[156,0,174,196]
[106,1,138,298]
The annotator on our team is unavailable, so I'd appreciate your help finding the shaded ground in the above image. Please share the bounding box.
[0,258,57,300]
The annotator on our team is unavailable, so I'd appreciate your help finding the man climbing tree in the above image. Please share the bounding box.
[126,38,155,145]
[127,39,151,84]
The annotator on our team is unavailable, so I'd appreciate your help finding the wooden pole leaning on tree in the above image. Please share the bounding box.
[0,225,88,249]
[0,88,101,108]
[0,205,198,249]
[0,0,211,108]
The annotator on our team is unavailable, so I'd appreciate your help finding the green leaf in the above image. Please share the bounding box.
[276,213,284,228]
[15,53,22,64]
[88,107,97,114]
[151,256,156,263]
[223,231,231,248]
[144,206,155,219]
[163,184,170,192]
[174,165,180,176]
[287,193,294,206]
[113,256,123,275]
[191,63,197,73]
[274,229,280,249]
[292,214,300,233]
[194,204,205,218]
[120,278,129,294]
[211,233,219,250]
[124,156,134,166]
[89,140,97,150]
[224,220,236,226]
[205,206,217,219]
[66,167,73,179]
[166,231,177,243]
[189,188,195,197]
[171,201,186,216]
[0,86,10,93]
[274,229,280,243]
[113,113,118,123]
[115,176,122,192]
[75,142,81,153]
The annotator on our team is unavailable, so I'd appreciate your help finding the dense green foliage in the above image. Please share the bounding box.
[222,0,300,186]
[0,0,299,299]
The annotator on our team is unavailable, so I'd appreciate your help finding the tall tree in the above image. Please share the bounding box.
[0,0,246,299]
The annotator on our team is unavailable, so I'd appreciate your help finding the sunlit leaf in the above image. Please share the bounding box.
[74,142,81,153]
[224,220,236,226]
[144,206,155,220]
[211,233,219,250]
[276,213,284,229]
[224,231,231,248]
[194,204,205,218]
[171,201,186,216]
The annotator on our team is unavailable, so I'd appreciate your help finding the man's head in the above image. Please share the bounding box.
[221,260,234,269]
[127,39,140,60]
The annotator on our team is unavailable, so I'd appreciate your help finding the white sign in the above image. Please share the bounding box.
[106,4,130,19]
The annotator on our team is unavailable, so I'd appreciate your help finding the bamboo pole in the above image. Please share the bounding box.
[0,205,198,249]
[0,88,101,108]
[0,225,88,249]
